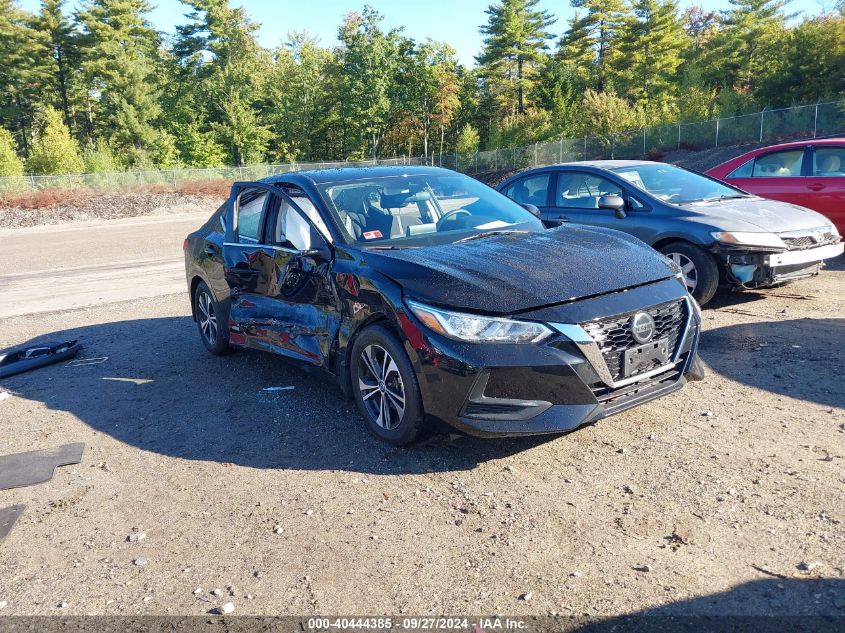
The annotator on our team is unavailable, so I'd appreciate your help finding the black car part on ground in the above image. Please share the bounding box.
[0,340,81,379]
[0,443,85,490]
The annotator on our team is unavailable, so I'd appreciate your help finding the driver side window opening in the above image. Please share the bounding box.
[555,173,623,209]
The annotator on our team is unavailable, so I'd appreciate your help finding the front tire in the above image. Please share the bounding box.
[194,281,229,355]
[350,324,425,446]
[659,241,719,306]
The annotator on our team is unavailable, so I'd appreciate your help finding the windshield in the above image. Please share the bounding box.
[317,173,543,247]
[611,163,749,204]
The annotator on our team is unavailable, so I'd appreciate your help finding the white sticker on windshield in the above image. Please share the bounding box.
[475,220,512,230]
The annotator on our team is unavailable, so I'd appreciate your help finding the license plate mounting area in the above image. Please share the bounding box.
[623,338,670,378]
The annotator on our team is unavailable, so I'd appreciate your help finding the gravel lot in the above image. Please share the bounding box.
[0,245,842,618]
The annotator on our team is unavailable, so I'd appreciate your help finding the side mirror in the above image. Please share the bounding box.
[522,203,541,218]
[598,195,626,218]
[298,244,331,261]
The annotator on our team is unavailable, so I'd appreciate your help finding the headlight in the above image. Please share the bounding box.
[711,231,787,249]
[406,300,552,344]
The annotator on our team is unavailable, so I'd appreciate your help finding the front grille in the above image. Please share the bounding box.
[581,300,686,382]
[782,232,838,250]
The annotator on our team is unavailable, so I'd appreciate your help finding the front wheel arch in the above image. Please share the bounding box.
[657,240,720,306]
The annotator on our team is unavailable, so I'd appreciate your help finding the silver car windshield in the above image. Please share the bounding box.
[317,173,543,246]
[612,163,750,204]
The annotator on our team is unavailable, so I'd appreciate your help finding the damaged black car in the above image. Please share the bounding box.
[184,166,704,446]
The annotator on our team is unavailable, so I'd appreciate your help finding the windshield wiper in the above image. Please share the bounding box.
[364,245,420,250]
[456,230,529,243]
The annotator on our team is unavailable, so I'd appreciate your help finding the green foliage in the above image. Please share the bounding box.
[0,127,24,176]
[575,89,642,142]
[26,107,85,174]
[0,0,843,176]
[82,140,119,172]
[456,124,480,157]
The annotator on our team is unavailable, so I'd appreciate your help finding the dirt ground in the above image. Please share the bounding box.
[0,240,843,618]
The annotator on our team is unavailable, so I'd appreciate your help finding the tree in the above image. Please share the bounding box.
[556,12,596,92]
[76,0,163,157]
[336,7,398,158]
[702,0,789,93]
[32,0,81,131]
[456,123,480,158]
[0,0,50,154]
[174,0,271,165]
[614,0,689,103]
[575,89,642,149]
[0,127,25,176]
[476,0,556,115]
[569,0,630,91]
[27,106,85,174]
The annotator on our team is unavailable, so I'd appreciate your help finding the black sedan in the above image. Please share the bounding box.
[184,166,704,445]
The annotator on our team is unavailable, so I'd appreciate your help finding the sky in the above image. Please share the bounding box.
[18,0,826,67]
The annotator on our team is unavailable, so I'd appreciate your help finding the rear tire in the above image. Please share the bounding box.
[350,324,425,446]
[194,281,229,355]
[659,241,719,306]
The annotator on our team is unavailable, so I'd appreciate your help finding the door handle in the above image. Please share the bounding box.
[808,183,825,191]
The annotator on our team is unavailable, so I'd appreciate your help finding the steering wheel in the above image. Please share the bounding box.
[436,209,472,231]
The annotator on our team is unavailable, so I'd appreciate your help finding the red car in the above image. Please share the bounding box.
[706,138,845,234]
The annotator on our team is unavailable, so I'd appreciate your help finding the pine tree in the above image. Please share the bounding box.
[0,1,50,155]
[557,12,596,91]
[33,0,81,132]
[703,0,789,92]
[476,0,556,115]
[174,0,270,165]
[76,0,163,157]
[614,0,689,103]
[569,0,630,91]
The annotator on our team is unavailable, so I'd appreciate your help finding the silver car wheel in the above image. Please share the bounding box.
[668,252,698,293]
[197,291,218,345]
[357,344,406,430]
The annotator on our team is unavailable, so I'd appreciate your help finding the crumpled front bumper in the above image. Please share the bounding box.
[715,241,844,288]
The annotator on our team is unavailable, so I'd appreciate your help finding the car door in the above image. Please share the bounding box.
[547,170,649,239]
[223,182,339,368]
[726,147,808,207]
[806,145,845,233]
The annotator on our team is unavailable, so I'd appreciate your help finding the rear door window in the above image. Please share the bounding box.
[554,172,623,209]
[504,174,551,206]
[236,188,268,242]
[813,147,845,176]
[751,150,804,177]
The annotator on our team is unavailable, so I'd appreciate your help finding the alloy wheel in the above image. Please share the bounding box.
[667,252,698,293]
[357,344,406,430]
[197,291,218,345]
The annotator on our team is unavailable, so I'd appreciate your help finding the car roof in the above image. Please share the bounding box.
[262,165,458,186]
[742,137,845,152]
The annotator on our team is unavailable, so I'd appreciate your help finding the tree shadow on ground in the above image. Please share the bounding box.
[571,577,844,632]
[699,317,845,409]
[0,317,555,474]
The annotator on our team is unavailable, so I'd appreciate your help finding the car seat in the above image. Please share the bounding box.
[818,154,843,176]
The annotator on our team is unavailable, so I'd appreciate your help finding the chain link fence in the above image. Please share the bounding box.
[1,100,844,193]
[446,99,845,173]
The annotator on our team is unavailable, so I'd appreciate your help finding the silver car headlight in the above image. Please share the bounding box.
[711,231,787,250]
[406,300,553,344]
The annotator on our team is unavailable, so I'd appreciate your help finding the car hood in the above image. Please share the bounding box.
[365,226,677,315]
[678,197,834,233]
